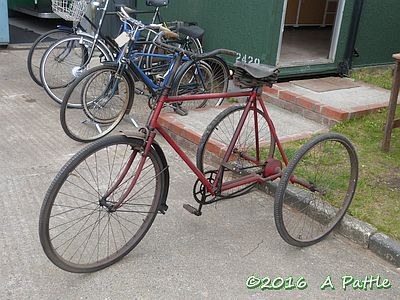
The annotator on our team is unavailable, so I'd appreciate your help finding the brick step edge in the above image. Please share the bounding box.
[262,86,387,126]
[262,181,400,268]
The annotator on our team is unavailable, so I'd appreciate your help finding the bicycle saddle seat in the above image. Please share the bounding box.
[233,61,279,88]
[146,0,169,7]
[177,25,205,39]
[234,61,278,79]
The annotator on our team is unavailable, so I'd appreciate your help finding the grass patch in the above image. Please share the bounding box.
[331,107,400,241]
[278,67,400,240]
[227,97,240,103]
[350,66,394,90]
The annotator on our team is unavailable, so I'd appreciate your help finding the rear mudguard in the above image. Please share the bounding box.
[120,130,170,213]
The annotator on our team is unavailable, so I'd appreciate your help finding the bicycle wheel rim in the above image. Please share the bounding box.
[275,133,358,246]
[39,136,164,272]
[197,105,276,196]
[27,29,72,86]
[173,62,213,111]
[61,66,132,142]
[41,36,111,105]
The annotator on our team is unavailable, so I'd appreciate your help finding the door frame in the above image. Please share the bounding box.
[276,0,346,66]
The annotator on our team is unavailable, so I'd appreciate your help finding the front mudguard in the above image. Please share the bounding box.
[100,61,139,115]
[119,130,170,213]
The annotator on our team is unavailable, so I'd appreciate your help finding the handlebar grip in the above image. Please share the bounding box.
[219,49,237,57]
[159,26,179,39]
[114,4,136,14]
[194,49,237,60]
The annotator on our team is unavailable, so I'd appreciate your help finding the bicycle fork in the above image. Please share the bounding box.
[100,133,157,212]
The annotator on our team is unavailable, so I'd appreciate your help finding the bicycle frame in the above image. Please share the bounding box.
[157,90,290,192]
[109,88,291,209]
[114,28,203,96]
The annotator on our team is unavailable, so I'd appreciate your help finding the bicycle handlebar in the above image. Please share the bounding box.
[154,31,237,60]
[150,24,179,39]
[118,7,179,39]
[117,7,237,59]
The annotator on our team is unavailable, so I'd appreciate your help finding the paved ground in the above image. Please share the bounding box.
[1,49,400,299]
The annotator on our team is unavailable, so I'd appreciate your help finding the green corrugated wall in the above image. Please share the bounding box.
[141,0,283,65]
[9,0,400,72]
[136,0,400,74]
[352,0,400,67]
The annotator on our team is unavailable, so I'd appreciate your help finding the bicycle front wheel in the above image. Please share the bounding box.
[60,64,134,142]
[274,133,358,247]
[39,135,168,273]
[40,35,113,105]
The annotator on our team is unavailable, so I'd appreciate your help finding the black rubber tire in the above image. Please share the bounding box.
[40,35,113,105]
[198,56,230,95]
[60,64,134,143]
[274,133,358,247]
[196,105,276,197]
[171,57,229,111]
[39,135,167,273]
[27,28,73,86]
[144,36,202,73]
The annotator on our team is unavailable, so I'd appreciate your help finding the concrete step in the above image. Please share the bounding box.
[158,102,328,153]
[262,77,391,126]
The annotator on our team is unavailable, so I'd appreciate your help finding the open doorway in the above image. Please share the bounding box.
[277,0,344,67]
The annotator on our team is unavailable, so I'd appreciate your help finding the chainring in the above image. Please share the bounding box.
[192,170,217,204]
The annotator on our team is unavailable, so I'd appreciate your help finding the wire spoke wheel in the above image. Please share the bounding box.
[274,133,358,247]
[197,105,276,197]
[61,65,133,142]
[39,136,167,272]
[172,57,229,112]
[40,35,111,104]
[27,29,72,86]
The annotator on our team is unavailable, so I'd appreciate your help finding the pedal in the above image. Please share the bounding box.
[183,204,202,216]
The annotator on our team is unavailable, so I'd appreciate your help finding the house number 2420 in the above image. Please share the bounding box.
[236,52,260,64]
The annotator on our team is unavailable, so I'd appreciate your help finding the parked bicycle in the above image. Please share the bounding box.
[28,0,116,87]
[31,0,206,107]
[39,32,359,272]
[28,0,203,87]
[58,9,229,142]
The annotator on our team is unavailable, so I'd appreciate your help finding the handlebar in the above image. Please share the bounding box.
[117,6,237,60]
[154,31,236,60]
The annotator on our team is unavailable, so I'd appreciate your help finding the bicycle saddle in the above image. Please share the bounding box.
[234,61,278,79]
[146,0,169,7]
[115,4,136,14]
[177,25,205,39]
[234,61,279,88]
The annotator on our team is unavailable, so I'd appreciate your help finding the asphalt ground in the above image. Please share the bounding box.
[1,49,400,299]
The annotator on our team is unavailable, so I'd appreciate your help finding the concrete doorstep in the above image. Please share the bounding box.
[262,77,391,126]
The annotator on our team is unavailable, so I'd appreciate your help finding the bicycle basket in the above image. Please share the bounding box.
[51,0,90,22]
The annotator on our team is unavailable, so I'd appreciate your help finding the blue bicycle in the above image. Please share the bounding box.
[33,0,204,104]
[59,8,229,142]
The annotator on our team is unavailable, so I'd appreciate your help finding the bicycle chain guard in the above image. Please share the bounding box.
[192,170,217,204]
